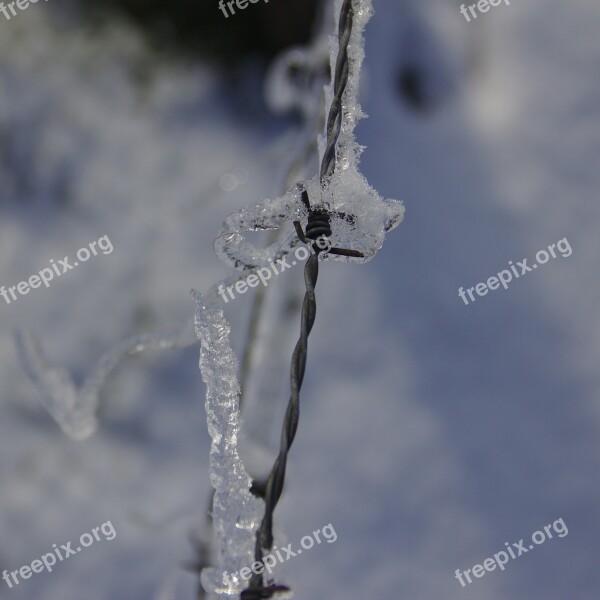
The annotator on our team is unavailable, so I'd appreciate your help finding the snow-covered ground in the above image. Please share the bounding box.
[1,1,599,599]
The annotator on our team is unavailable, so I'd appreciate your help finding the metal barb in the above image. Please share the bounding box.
[295,191,365,259]
[242,584,291,600]
[245,196,362,598]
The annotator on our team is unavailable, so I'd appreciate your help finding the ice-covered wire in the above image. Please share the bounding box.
[16,324,196,440]
[193,34,331,597]
[320,0,354,182]
[243,3,357,598]
[211,0,404,595]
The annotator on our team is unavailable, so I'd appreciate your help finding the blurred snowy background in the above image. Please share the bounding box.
[1,0,599,599]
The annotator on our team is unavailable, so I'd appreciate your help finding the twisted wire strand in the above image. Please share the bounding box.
[320,0,354,182]
[194,23,332,600]
[243,242,321,600]
[243,1,355,597]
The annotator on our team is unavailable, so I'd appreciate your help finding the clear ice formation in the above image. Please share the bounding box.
[214,0,404,273]
[194,290,264,598]
[15,3,404,599]
[200,2,404,598]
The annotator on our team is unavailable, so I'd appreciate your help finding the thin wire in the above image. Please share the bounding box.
[193,35,329,600]
[320,0,354,183]
[244,3,356,596]
[239,131,321,401]
[243,243,321,600]
[244,199,359,600]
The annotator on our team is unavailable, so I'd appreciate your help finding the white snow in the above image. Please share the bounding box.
[216,0,404,273]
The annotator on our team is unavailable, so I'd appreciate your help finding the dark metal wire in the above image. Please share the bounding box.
[244,200,361,600]
[320,0,354,183]
[193,29,331,600]
[243,199,327,600]
[243,2,356,598]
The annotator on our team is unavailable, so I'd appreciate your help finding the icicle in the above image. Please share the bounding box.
[194,289,264,598]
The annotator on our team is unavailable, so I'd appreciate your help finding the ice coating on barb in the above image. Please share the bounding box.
[313,0,404,261]
[16,323,196,441]
[301,169,404,263]
[215,0,403,271]
[194,291,264,598]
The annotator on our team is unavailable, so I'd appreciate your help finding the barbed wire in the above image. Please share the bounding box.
[243,1,356,597]
[320,0,354,182]
[242,202,328,600]
[192,20,330,600]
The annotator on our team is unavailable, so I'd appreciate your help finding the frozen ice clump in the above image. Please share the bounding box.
[213,184,306,272]
[301,169,404,263]
[194,291,264,598]
[314,0,404,261]
[265,47,321,117]
[216,0,403,272]
[264,38,330,120]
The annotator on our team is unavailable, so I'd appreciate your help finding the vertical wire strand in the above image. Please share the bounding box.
[243,2,355,597]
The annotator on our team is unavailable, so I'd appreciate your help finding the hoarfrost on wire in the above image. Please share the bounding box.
[214,0,403,274]
[16,324,196,441]
[202,1,404,596]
